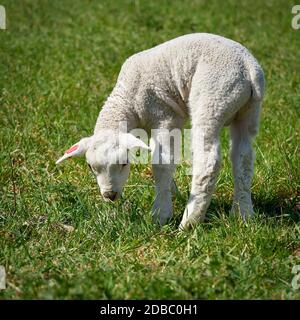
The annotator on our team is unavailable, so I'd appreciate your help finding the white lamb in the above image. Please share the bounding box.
[56,33,265,229]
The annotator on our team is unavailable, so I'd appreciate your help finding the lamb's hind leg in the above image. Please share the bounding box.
[230,100,261,219]
[179,117,222,229]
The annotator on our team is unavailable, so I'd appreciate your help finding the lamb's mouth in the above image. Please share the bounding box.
[102,191,119,202]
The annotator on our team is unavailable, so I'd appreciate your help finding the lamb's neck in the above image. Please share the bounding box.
[94,94,138,134]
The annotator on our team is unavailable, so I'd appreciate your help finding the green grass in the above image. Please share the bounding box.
[1,0,300,299]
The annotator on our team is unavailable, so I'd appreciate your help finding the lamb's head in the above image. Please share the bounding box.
[56,130,150,202]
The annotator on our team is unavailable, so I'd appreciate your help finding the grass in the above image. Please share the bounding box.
[0,0,300,299]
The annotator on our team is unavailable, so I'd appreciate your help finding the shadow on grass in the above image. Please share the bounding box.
[172,191,300,226]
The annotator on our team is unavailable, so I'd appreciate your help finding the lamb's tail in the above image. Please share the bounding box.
[245,56,265,102]
[238,55,265,137]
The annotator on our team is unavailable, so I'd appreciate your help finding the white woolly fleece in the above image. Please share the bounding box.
[95,33,264,133]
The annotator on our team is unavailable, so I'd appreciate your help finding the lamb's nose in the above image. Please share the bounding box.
[103,191,118,201]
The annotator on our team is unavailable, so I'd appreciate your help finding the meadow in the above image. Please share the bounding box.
[0,0,299,299]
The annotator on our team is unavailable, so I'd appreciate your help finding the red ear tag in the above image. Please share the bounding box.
[65,144,79,154]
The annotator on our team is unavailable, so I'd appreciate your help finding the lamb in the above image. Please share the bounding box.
[56,33,265,229]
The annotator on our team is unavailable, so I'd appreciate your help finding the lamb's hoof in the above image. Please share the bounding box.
[178,218,197,231]
[151,207,173,226]
[178,221,189,231]
[179,216,194,231]
[230,204,254,221]
[152,214,172,226]
[151,196,173,226]
[179,208,205,231]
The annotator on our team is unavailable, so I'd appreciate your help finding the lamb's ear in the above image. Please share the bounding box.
[56,137,92,165]
[119,133,151,150]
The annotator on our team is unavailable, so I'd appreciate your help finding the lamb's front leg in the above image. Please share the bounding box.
[179,125,221,229]
[150,125,179,225]
[152,163,175,225]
